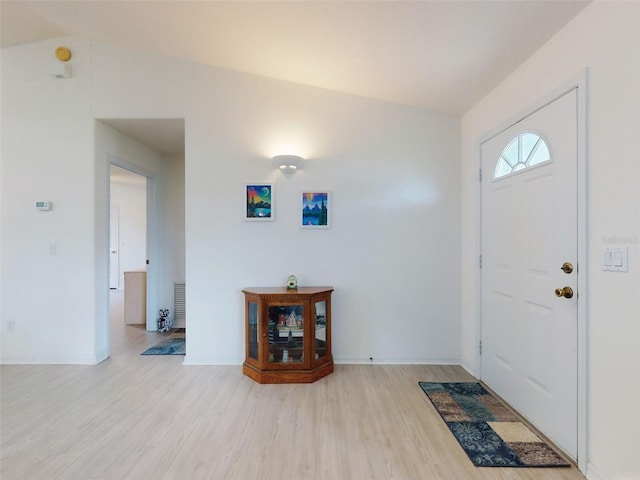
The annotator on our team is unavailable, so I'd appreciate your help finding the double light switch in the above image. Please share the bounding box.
[603,246,628,272]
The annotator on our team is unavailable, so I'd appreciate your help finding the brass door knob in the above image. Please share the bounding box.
[555,286,574,299]
[561,262,574,274]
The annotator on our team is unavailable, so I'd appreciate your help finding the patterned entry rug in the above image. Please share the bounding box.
[419,382,571,468]
[141,338,185,355]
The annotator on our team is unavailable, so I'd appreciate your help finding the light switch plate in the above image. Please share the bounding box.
[603,246,628,272]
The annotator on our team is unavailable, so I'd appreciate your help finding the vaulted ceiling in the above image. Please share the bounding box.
[2,1,590,115]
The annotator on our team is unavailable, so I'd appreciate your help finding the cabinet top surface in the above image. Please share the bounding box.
[242,286,333,295]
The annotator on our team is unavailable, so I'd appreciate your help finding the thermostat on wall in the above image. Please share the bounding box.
[35,201,52,211]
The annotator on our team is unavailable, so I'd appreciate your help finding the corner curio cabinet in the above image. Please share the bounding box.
[242,286,333,384]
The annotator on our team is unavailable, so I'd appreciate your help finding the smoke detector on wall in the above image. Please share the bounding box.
[50,46,72,79]
[50,63,72,79]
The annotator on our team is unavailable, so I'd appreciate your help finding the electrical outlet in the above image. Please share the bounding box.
[49,242,57,255]
[8,320,16,332]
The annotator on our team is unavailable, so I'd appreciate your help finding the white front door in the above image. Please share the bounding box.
[481,89,578,458]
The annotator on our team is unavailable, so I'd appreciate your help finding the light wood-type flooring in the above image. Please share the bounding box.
[1,291,586,480]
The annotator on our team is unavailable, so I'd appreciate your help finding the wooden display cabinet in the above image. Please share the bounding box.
[242,286,333,384]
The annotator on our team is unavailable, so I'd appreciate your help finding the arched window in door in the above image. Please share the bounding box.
[494,132,551,179]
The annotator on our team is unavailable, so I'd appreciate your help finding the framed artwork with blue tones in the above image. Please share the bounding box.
[301,191,330,228]
[245,184,274,221]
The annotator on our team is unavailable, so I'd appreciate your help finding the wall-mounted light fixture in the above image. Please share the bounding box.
[272,155,303,173]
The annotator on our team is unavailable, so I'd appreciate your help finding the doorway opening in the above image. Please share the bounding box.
[110,165,147,292]
[100,118,186,359]
[110,165,148,331]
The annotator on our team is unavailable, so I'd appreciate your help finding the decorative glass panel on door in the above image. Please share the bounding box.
[494,132,551,180]
[268,304,304,364]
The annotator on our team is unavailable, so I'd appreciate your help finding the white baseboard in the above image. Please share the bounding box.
[459,360,479,378]
[584,462,606,480]
[334,356,460,365]
[181,356,462,366]
[0,355,103,365]
[182,355,240,365]
[585,461,634,480]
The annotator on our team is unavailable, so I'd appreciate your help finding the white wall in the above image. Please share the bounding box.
[1,39,97,364]
[2,37,461,366]
[460,2,640,479]
[110,168,147,288]
[158,153,186,299]
[91,41,462,365]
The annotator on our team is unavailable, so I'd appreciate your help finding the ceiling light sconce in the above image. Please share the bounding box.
[272,155,303,173]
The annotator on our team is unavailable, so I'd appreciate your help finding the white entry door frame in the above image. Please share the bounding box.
[476,71,588,471]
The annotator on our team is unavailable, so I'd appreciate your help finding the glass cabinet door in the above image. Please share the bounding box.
[267,304,304,364]
[248,301,258,361]
[314,300,328,360]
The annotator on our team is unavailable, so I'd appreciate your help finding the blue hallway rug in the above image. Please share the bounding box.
[141,338,185,355]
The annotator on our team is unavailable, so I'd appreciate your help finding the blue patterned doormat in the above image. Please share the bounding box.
[141,338,185,355]
[419,382,571,467]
